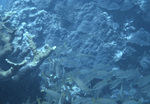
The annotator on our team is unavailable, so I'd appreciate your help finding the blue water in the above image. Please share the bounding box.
[0,0,11,9]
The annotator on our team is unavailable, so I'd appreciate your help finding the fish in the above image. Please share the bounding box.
[95,98,117,104]
[74,77,90,93]
[123,100,140,104]
[109,79,122,89]
[138,75,150,87]
[93,79,109,90]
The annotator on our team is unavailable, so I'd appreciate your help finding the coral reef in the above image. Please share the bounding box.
[0,9,56,103]
[0,13,15,80]
[11,32,56,81]
[0,11,56,81]
[1,0,150,104]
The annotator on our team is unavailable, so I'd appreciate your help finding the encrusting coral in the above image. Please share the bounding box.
[11,32,56,80]
[0,22,13,59]
[0,11,56,81]
[0,13,15,80]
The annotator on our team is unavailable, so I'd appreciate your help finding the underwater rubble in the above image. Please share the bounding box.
[0,0,150,104]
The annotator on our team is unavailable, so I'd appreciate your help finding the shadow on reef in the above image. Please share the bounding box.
[0,74,43,104]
